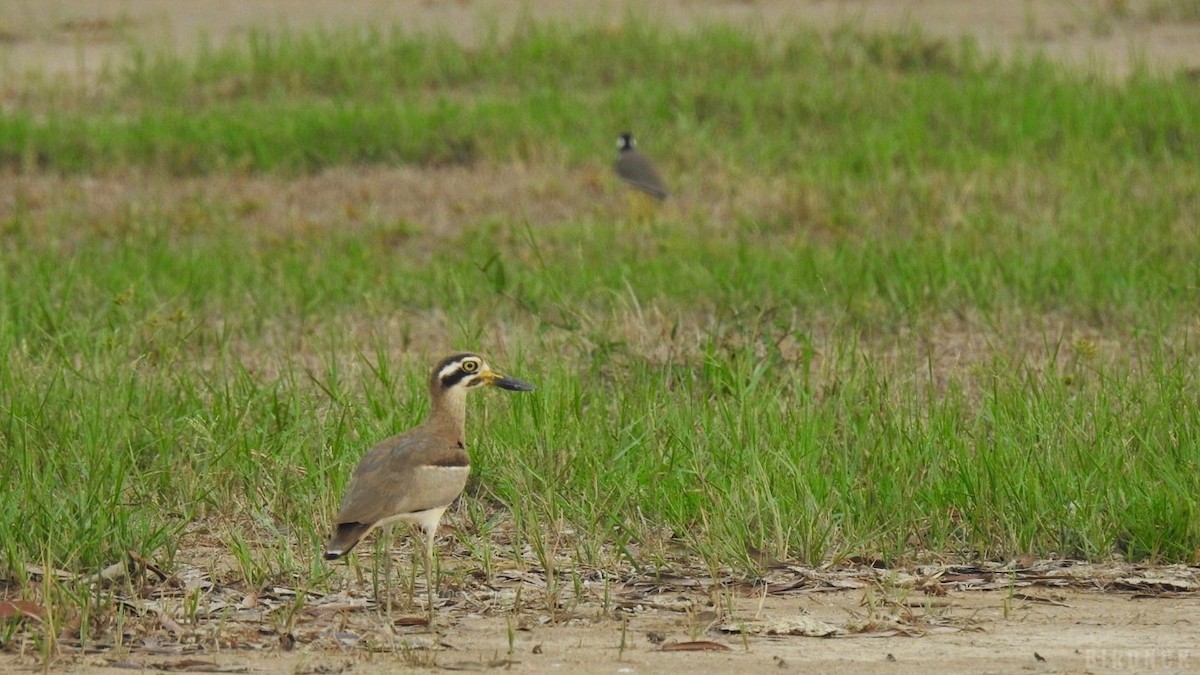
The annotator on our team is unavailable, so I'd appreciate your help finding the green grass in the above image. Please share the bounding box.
[3,22,1198,175]
[1,16,1199,643]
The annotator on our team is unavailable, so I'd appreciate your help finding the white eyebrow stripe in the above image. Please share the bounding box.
[437,358,485,382]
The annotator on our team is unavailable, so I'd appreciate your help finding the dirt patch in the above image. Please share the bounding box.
[0,164,609,242]
[4,553,1197,674]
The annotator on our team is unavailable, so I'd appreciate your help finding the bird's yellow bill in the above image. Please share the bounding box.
[481,370,536,391]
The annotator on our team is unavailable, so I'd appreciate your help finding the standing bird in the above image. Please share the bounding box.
[614,132,669,201]
[324,353,535,606]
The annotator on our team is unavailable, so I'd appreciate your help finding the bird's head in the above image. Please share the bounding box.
[431,353,536,394]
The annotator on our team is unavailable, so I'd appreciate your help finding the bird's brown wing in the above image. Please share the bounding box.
[615,150,669,200]
[333,427,470,528]
[325,427,470,558]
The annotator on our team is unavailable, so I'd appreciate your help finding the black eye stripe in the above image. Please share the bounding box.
[441,369,471,388]
[434,354,486,389]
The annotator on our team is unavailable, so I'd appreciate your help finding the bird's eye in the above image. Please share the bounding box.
[461,360,479,373]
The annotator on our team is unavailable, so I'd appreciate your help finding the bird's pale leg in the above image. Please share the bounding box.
[625,190,657,224]
[624,191,639,223]
[382,524,394,617]
[422,525,437,622]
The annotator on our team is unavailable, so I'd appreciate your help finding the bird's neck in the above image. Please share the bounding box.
[427,385,468,442]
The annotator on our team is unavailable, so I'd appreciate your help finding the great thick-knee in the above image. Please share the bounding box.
[324,353,535,563]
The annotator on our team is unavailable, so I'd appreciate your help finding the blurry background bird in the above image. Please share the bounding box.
[614,131,668,221]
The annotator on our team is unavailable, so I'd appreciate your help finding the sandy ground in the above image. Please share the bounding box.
[4,553,1200,674]
[3,2,1200,673]
[5,579,1199,674]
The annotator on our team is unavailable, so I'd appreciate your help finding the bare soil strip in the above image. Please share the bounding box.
[4,549,1197,673]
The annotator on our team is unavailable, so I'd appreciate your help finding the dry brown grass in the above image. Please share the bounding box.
[5,163,1184,399]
